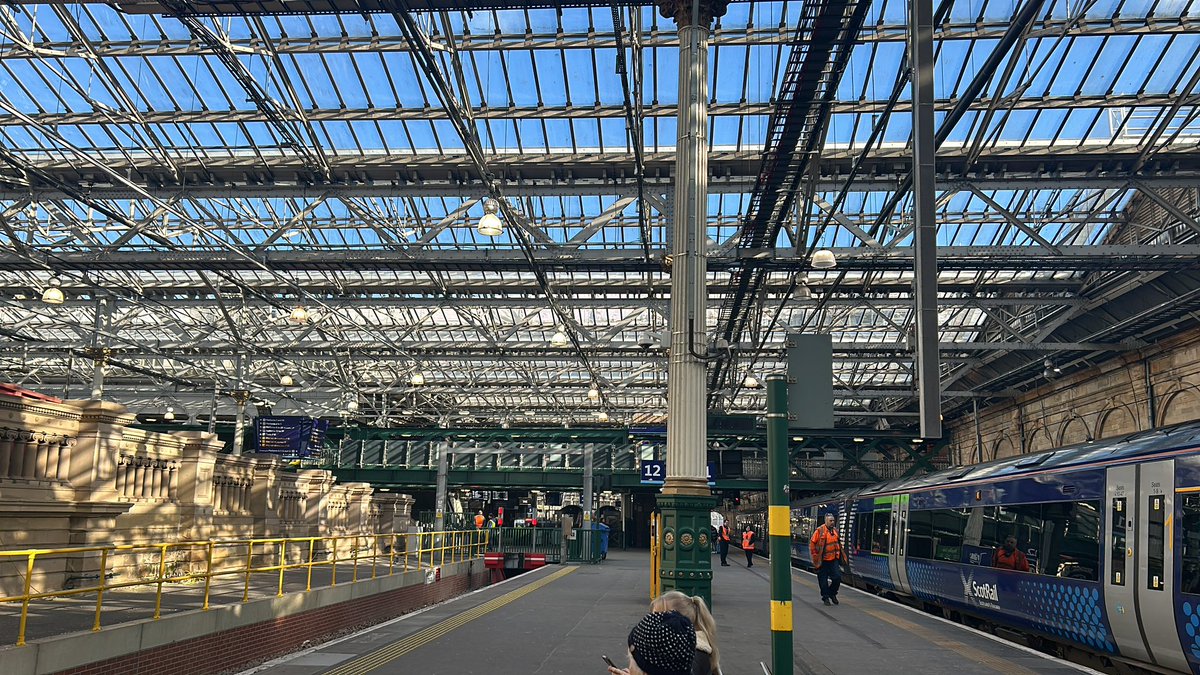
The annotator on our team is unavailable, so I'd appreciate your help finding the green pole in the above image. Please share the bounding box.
[766,374,793,675]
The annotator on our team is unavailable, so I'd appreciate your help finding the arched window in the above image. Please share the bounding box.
[1159,388,1200,426]
[1027,427,1054,453]
[1059,415,1091,446]
[1097,405,1137,439]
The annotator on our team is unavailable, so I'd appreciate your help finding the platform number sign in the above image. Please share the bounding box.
[640,460,666,485]
[640,460,717,487]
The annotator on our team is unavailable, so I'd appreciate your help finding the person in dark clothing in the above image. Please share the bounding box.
[717,519,732,567]
[607,610,697,675]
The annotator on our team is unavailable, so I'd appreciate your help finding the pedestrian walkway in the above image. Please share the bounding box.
[242,551,1093,675]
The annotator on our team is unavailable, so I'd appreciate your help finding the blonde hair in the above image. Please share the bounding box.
[650,590,720,673]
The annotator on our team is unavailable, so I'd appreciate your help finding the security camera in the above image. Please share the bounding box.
[708,337,730,356]
[637,332,654,351]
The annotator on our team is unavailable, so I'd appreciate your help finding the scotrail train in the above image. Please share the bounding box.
[745,420,1200,674]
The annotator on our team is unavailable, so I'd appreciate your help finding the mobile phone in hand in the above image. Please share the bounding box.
[601,655,616,668]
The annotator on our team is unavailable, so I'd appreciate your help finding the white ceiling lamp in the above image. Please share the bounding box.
[587,386,600,401]
[409,371,426,386]
[288,306,309,324]
[795,284,812,300]
[550,327,570,348]
[811,249,837,269]
[742,374,760,389]
[163,407,176,421]
[279,374,295,387]
[346,399,360,412]
[477,198,503,237]
[597,411,610,422]
[41,277,64,305]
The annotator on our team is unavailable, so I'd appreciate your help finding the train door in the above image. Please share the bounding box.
[888,494,911,594]
[1139,461,1187,672]
[1103,464,1149,662]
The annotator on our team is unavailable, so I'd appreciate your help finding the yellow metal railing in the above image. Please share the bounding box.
[0,530,488,647]
[649,512,662,600]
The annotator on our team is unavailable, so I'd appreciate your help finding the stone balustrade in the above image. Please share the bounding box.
[0,388,414,596]
[0,428,75,482]
[114,454,179,502]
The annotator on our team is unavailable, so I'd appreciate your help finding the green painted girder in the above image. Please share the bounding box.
[329,426,631,444]
[330,466,774,491]
[327,466,886,493]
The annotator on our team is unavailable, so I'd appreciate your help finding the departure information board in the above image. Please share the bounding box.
[254,416,328,458]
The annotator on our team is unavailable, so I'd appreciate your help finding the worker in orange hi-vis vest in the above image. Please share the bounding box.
[741,525,756,568]
[809,513,844,606]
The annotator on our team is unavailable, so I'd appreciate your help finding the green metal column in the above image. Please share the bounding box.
[658,492,715,606]
[766,374,793,675]
[656,0,726,610]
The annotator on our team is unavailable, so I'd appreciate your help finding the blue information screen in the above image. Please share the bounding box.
[254,416,328,458]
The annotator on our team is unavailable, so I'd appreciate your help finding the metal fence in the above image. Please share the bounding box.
[486,527,605,564]
[0,530,486,647]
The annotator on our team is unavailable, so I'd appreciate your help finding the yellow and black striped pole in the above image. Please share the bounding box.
[766,374,793,675]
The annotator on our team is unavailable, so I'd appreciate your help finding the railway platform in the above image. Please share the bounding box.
[241,551,1093,675]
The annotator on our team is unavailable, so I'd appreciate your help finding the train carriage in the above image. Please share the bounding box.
[772,420,1200,674]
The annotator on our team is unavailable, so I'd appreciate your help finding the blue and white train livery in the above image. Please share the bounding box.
[782,420,1200,674]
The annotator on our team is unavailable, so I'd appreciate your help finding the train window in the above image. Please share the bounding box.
[995,503,1045,573]
[959,507,996,566]
[907,509,934,559]
[1181,495,1200,595]
[1041,501,1100,581]
[871,509,891,554]
[855,512,873,553]
[1148,495,1165,591]
[1111,497,1127,586]
[931,508,966,562]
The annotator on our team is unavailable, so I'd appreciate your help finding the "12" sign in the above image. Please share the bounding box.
[640,460,666,484]
[639,460,717,486]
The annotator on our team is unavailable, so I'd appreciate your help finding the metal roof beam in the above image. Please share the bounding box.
[8,175,1200,201]
[12,340,1134,354]
[5,94,1191,128]
[0,295,1082,309]
[4,245,1195,273]
[0,18,1191,59]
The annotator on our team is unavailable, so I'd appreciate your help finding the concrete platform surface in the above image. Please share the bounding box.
[242,551,1095,675]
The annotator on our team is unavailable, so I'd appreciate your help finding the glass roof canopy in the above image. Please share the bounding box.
[0,0,1198,430]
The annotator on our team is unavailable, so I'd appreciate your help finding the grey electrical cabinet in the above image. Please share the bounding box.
[786,332,835,429]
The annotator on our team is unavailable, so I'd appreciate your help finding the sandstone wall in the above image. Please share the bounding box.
[0,394,412,595]
[947,326,1200,464]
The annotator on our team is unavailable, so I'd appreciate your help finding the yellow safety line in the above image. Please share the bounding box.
[324,566,578,675]
[858,607,1039,675]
